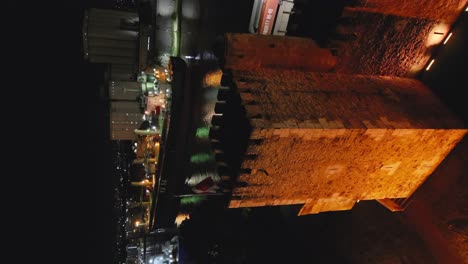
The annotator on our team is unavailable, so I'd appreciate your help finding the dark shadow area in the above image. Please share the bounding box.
[215,73,253,192]
[420,12,468,125]
[153,57,190,229]
[288,0,358,46]
[199,0,254,35]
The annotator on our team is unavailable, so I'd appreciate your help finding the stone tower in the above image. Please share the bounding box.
[211,33,467,215]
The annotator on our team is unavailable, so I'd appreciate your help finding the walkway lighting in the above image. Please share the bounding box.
[443,33,452,44]
[426,59,435,71]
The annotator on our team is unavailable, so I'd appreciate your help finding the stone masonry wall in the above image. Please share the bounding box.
[226,70,467,213]
[330,1,466,76]
[229,128,466,211]
[330,10,438,77]
[231,69,463,129]
[223,33,336,72]
[352,0,467,23]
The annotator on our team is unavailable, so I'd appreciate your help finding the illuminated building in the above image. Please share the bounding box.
[110,101,142,140]
[215,33,467,215]
[249,0,295,36]
[82,8,139,65]
[109,80,140,100]
[109,63,137,82]
[82,8,157,140]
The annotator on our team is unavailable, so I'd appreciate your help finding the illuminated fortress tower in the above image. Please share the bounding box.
[212,33,467,215]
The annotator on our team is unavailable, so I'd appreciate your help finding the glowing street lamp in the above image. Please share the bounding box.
[135,221,148,228]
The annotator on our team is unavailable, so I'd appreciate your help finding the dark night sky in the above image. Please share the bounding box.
[7,1,117,263]
[12,2,466,263]
[56,1,118,263]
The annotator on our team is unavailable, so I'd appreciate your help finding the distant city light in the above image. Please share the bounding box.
[465,6,468,11]
[443,32,452,44]
[147,37,150,50]
[426,59,435,71]
[135,221,140,227]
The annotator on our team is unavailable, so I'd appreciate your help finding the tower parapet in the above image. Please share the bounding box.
[217,66,466,215]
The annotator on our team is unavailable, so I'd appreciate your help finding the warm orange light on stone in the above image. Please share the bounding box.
[224,33,336,72]
[349,0,466,22]
[426,23,450,47]
[203,69,223,87]
[226,69,467,215]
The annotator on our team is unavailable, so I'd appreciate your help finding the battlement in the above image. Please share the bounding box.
[212,69,466,215]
